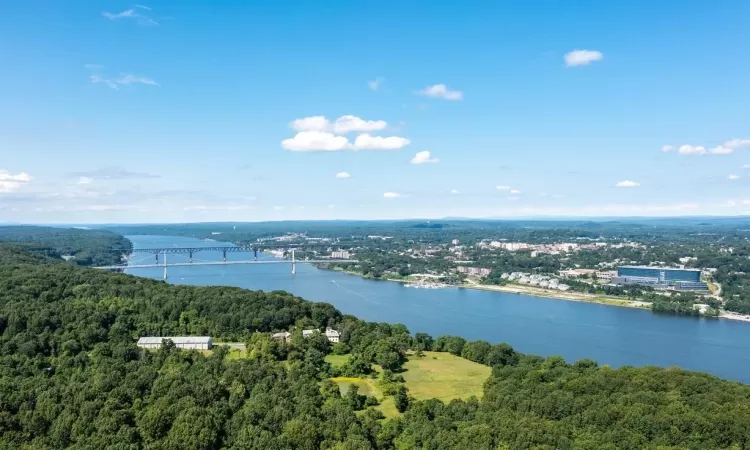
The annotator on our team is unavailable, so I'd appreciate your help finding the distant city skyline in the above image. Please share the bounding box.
[1,1,749,223]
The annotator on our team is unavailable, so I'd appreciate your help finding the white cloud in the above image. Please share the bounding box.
[410,151,439,164]
[725,139,750,149]
[332,115,387,133]
[335,172,351,179]
[0,171,32,193]
[352,134,410,150]
[729,174,741,180]
[290,116,329,132]
[564,50,603,67]
[678,145,707,155]
[281,129,409,151]
[102,7,157,25]
[496,185,511,190]
[671,139,749,156]
[91,73,159,89]
[282,131,351,151]
[743,164,750,169]
[290,115,387,133]
[383,192,402,198]
[709,146,733,155]
[368,77,385,91]
[418,84,463,100]
[719,200,737,207]
[510,189,522,195]
[102,9,135,20]
[450,189,459,194]
[661,145,674,152]
[615,180,640,188]
[77,177,93,185]
[115,74,159,86]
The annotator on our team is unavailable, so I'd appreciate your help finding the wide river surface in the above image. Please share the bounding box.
[126,235,750,383]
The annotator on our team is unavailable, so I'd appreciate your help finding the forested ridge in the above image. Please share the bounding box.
[0,226,131,266]
[2,247,750,449]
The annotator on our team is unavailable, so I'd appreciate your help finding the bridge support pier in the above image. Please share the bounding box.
[254,248,258,261]
[291,249,296,275]
[222,249,227,262]
[189,250,193,263]
[163,252,168,280]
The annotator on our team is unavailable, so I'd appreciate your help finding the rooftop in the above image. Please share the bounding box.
[618,265,701,272]
[137,336,212,345]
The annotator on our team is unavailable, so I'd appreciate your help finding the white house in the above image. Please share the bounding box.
[325,327,340,343]
[302,329,318,338]
[271,331,292,342]
[137,336,213,350]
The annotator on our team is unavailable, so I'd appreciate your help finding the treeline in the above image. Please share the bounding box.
[0,225,131,266]
[2,247,750,448]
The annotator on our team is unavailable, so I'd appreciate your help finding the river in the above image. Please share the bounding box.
[125,235,750,383]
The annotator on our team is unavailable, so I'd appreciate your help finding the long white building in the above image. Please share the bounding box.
[137,336,213,350]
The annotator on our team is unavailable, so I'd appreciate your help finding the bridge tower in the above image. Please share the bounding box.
[291,249,296,275]
[163,252,168,280]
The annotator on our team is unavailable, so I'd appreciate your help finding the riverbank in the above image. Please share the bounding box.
[328,267,652,309]
[464,283,652,309]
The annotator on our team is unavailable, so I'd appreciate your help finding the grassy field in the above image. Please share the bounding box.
[324,354,350,368]
[326,351,490,417]
[401,351,491,401]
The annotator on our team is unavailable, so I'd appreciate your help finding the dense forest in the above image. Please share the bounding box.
[2,244,750,449]
[0,226,130,266]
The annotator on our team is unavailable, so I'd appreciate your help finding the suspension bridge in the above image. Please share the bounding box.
[94,246,356,279]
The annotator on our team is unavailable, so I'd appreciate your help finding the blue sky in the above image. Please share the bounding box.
[1,0,749,223]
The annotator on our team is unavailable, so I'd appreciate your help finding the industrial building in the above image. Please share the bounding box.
[137,336,213,350]
[613,266,707,291]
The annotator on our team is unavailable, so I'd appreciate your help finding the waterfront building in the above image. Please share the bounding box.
[331,250,350,259]
[613,266,707,291]
[137,336,213,350]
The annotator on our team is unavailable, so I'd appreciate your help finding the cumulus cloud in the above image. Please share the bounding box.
[383,192,402,198]
[451,189,459,194]
[729,174,741,180]
[282,131,351,151]
[368,77,385,91]
[669,139,749,156]
[335,172,351,179]
[564,50,603,67]
[352,134,410,150]
[410,151,439,164]
[418,84,463,100]
[290,115,387,133]
[0,171,32,193]
[615,180,640,188]
[282,130,409,152]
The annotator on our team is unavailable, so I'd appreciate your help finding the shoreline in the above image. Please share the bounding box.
[329,268,651,309]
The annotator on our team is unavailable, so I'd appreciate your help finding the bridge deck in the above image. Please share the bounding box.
[95,259,356,270]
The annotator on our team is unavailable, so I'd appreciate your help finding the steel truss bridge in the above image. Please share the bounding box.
[94,246,356,279]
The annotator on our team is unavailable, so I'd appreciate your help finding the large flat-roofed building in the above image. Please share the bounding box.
[613,266,707,291]
[617,266,701,283]
[137,336,213,350]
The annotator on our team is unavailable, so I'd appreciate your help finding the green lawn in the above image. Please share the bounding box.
[324,354,351,368]
[401,351,491,401]
[326,351,490,418]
